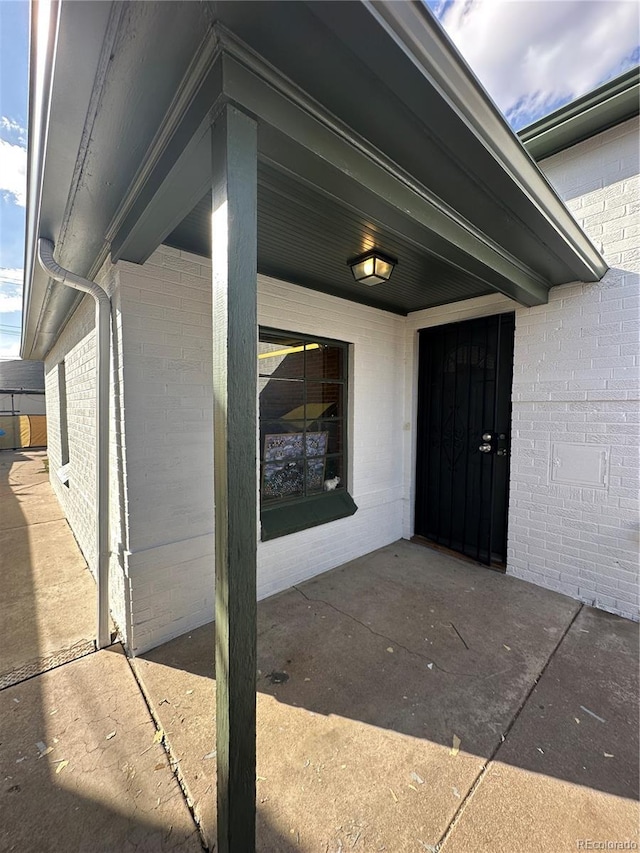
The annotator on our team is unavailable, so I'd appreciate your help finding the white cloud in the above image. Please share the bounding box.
[436,0,640,127]
[0,116,27,146]
[0,296,23,312]
[0,339,21,361]
[0,268,23,285]
[0,268,24,313]
[0,137,27,206]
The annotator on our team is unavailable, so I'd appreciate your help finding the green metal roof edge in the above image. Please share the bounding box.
[519,67,640,161]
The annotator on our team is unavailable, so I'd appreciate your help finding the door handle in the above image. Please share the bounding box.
[479,443,492,453]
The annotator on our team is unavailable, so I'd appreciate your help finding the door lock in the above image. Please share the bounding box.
[482,432,493,442]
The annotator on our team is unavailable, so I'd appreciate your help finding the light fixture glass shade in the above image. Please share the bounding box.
[349,250,397,286]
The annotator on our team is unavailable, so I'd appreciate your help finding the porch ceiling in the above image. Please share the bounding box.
[166,164,495,316]
[23,0,607,359]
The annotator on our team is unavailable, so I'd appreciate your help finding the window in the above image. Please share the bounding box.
[57,360,70,487]
[258,329,357,540]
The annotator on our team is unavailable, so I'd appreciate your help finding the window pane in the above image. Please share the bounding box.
[305,382,342,420]
[262,459,304,502]
[262,428,304,463]
[259,337,305,379]
[259,378,304,421]
[58,361,70,466]
[306,459,327,494]
[258,330,348,512]
[310,419,343,455]
[323,455,344,489]
[305,342,344,380]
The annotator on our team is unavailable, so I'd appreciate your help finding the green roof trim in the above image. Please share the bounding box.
[261,490,358,541]
[520,67,640,161]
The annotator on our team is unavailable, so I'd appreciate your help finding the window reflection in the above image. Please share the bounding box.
[259,331,347,505]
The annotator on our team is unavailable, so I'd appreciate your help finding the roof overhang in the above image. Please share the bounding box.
[22,0,607,360]
[520,67,640,161]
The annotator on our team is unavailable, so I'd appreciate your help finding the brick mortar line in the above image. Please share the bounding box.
[435,602,585,853]
[125,655,209,853]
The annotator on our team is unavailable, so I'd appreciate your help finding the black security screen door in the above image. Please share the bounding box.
[415,313,515,566]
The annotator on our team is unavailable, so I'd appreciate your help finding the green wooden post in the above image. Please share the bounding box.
[211,104,258,853]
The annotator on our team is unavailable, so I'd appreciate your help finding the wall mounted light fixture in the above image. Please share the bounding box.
[348,250,397,286]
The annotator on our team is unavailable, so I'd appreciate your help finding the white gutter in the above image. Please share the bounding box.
[21,0,60,360]
[37,238,111,650]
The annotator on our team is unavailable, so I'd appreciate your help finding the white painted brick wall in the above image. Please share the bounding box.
[117,248,405,652]
[45,296,97,568]
[403,118,639,621]
[116,247,216,652]
[46,117,638,655]
[507,118,639,620]
[257,274,406,599]
[44,259,132,640]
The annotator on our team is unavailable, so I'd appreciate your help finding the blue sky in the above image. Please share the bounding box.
[1,0,28,360]
[426,0,639,129]
[0,0,638,360]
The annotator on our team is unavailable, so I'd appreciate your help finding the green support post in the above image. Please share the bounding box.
[211,103,258,853]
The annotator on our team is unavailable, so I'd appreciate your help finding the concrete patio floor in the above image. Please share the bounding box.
[0,645,203,853]
[0,449,202,852]
[134,541,639,853]
[0,450,97,688]
[1,448,637,852]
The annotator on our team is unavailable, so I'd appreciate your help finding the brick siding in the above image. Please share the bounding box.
[117,250,405,652]
[44,259,132,640]
[403,118,639,621]
[46,118,638,653]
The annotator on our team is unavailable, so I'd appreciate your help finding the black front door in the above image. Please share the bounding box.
[415,313,515,566]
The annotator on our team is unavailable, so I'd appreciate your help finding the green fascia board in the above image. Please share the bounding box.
[520,67,640,161]
[261,491,358,541]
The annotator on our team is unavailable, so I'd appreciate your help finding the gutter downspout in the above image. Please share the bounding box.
[37,238,111,650]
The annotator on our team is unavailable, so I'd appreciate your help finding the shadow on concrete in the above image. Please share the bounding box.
[1,642,200,852]
[137,541,639,805]
[0,453,304,851]
[0,450,96,686]
[1,653,300,852]
[0,449,41,681]
[0,453,203,851]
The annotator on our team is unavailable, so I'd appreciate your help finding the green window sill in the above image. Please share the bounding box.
[261,490,358,541]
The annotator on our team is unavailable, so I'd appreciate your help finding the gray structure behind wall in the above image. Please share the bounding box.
[0,359,47,449]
